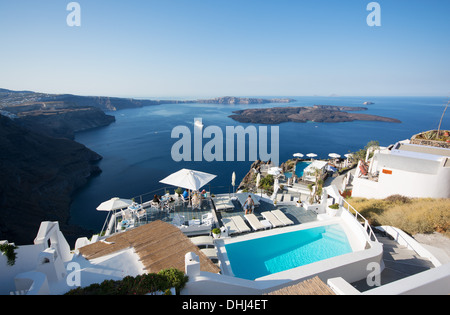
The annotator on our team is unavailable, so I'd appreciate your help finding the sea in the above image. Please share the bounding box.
[69,96,450,232]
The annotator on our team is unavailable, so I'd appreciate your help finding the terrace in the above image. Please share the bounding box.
[102,188,319,239]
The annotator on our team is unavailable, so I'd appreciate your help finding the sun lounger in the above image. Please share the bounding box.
[261,211,285,228]
[276,194,283,202]
[213,196,235,211]
[271,210,294,226]
[231,216,251,233]
[190,235,214,248]
[244,214,266,231]
[235,193,260,209]
[284,194,292,202]
[201,248,218,259]
[201,248,219,264]
[222,218,240,235]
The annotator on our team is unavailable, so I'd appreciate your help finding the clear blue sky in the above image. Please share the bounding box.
[0,0,449,98]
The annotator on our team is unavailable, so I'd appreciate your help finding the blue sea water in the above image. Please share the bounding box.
[70,96,450,232]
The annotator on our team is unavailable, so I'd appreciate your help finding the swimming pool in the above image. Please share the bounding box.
[224,224,352,280]
[284,161,311,179]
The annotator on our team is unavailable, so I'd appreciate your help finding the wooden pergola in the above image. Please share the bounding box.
[79,220,220,274]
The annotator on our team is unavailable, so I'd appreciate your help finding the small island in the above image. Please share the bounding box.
[229,105,401,124]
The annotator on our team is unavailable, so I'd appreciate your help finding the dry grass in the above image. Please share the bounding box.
[348,195,450,238]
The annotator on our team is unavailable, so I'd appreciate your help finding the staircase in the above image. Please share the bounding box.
[351,230,434,292]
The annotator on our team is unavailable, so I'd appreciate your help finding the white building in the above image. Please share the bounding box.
[352,139,450,199]
[303,160,329,182]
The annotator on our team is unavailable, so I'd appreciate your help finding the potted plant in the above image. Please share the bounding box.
[327,203,340,217]
[0,243,18,266]
[175,187,183,196]
[212,228,221,239]
[296,200,302,208]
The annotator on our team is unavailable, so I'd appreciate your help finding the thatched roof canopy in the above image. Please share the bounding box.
[79,220,220,274]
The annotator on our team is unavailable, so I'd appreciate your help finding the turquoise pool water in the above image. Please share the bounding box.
[225,224,352,280]
[284,161,311,179]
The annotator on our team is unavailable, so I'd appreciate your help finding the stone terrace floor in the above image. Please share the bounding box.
[131,195,318,232]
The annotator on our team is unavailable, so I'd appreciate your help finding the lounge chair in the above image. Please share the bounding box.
[235,193,260,209]
[201,212,214,226]
[359,162,369,177]
[261,211,285,228]
[231,216,251,233]
[201,248,219,264]
[222,218,240,235]
[271,210,294,226]
[190,235,214,248]
[121,209,133,221]
[136,208,147,220]
[201,248,218,259]
[181,195,190,207]
[276,194,284,202]
[244,214,266,231]
[284,194,292,202]
[213,196,235,211]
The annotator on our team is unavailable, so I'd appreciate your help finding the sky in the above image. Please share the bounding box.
[0,0,449,98]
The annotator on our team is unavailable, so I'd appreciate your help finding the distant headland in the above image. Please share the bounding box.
[0,88,296,244]
[229,105,401,124]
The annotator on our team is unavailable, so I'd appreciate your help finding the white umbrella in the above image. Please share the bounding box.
[231,172,236,196]
[97,197,133,236]
[96,197,133,211]
[344,153,353,167]
[256,173,261,196]
[159,168,217,191]
[328,153,341,159]
[306,153,317,159]
[293,153,304,158]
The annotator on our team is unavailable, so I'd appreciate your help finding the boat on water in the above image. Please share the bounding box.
[194,119,204,128]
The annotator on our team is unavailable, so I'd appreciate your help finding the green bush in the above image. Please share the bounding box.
[0,244,18,266]
[158,268,189,295]
[259,174,274,189]
[64,268,188,295]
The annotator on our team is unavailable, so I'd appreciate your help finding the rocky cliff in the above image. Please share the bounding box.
[0,115,100,245]
[9,103,116,140]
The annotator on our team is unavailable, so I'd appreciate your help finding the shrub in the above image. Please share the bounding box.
[0,244,18,266]
[212,228,221,234]
[65,268,188,295]
[384,194,411,204]
[158,268,189,295]
[349,197,450,237]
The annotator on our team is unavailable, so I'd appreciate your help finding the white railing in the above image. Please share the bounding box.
[342,199,378,243]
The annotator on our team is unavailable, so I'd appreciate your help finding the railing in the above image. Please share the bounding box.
[130,185,236,206]
[99,185,235,237]
[342,199,378,243]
